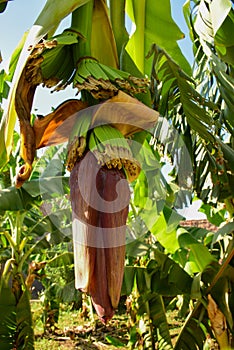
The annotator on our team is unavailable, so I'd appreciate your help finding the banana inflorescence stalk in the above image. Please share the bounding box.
[70,135,132,320]
[65,104,139,321]
[70,151,130,322]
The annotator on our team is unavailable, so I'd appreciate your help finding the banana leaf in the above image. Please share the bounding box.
[125,0,191,76]
[0,286,16,350]
[174,303,211,350]
[15,290,34,349]
[0,286,34,349]
[122,252,193,298]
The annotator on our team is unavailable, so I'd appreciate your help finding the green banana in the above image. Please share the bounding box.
[66,109,93,171]
[87,124,141,180]
[85,59,109,80]
[25,28,79,90]
[74,59,149,99]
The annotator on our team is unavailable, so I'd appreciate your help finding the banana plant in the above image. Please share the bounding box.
[0,140,74,349]
[147,1,234,347]
[181,0,234,211]
[122,209,234,349]
[1,0,234,348]
[124,138,233,349]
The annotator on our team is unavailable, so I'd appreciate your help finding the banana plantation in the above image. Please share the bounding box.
[0,0,234,349]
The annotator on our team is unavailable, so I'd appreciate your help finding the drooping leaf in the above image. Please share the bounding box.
[148,293,173,350]
[0,286,16,350]
[148,253,193,296]
[0,0,91,169]
[175,303,211,350]
[15,291,34,349]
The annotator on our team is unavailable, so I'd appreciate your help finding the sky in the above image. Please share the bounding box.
[0,0,205,220]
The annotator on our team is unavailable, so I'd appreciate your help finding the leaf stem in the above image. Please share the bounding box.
[109,0,128,59]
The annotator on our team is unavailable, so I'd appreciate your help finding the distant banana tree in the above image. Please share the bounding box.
[0,141,74,349]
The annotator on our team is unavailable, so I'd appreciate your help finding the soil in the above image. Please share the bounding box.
[34,307,184,349]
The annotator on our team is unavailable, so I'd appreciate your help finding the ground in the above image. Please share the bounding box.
[32,301,184,349]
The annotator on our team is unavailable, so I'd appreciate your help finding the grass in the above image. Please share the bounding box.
[32,301,130,349]
[31,300,193,349]
[32,301,186,349]
[31,305,219,350]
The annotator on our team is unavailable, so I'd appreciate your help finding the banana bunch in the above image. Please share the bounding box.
[88,124,141,182]
[66,113,141,182]
[66,109,93,171]
[25,29,79,90]
[73,57,149,99]
[23,0,149,99]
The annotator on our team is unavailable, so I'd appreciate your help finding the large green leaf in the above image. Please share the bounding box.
[0,69,10,168]
[174,303,211,350]
[148,253,193,296]
[0,186,38,211]
[213,64,234,128]
[147,293,173,350]
[125,0,191,77]
[23,176,69,197]
[122,263,174,349]
[24,208,72,244]
[212,221,234,246]
[194,0,234,65]
[212,3,234,65]
[0,286,16,350]
[151,42,234,203]
[151,212,180,254]
[15,291,34,349]
[151,46,216,140]
[210,0,232,36]
[177,228,216,273]
[122,252,193,298]
[175,248,234,349]
[0,70,10,102]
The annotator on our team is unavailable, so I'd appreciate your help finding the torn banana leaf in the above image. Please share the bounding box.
[0,0,90,169]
